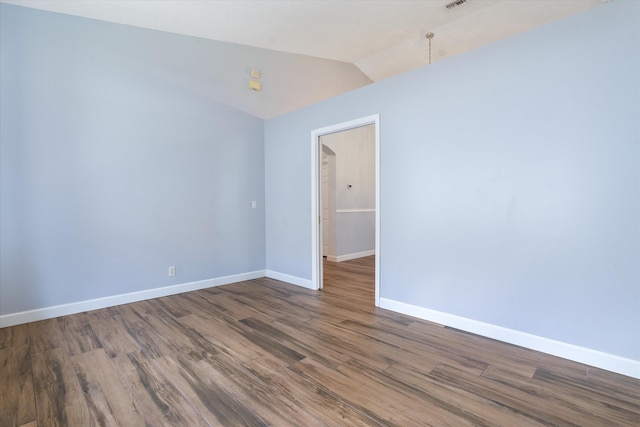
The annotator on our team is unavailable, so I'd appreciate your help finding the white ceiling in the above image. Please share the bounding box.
[1,0,607,80]
[1,0,608,118]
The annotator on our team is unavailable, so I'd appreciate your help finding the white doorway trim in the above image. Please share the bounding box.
[310,114,380,306]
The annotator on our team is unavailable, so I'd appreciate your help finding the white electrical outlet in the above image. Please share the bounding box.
[168,266,176,277]
[252,200,257,209]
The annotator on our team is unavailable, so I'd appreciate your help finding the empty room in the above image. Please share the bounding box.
[1,0,639,425]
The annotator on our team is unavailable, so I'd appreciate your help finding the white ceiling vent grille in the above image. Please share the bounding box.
[445,0,469,9]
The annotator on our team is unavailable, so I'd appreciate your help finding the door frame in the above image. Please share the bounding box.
[310,114,380,306]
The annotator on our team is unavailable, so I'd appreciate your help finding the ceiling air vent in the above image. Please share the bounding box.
[445,0,469,9]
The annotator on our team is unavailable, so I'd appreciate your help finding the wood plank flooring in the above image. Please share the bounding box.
[1,256,639,426]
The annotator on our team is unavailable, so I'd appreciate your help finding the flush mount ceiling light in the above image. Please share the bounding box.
[248,67,261,91]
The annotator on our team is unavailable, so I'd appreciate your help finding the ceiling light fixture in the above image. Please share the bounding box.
[248,67,261,91]
[426,32,435,65]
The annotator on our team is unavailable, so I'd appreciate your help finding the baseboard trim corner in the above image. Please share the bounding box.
[265,270,315,290]
[0,270,266,328]
[379,297,640,380]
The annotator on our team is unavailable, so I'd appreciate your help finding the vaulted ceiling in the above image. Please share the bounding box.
[1,0,608,118]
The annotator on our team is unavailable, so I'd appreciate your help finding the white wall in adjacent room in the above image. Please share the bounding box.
[321,124,375,259]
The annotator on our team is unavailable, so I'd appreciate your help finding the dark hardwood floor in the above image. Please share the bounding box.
[1,256,639,426]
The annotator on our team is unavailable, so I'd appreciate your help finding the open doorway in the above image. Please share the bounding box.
[310,114,380,306]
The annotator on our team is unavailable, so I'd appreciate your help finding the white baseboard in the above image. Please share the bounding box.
[265,270,315,290]
[379,297,640,380]
[326,250,375,263]
[0,270,266,328]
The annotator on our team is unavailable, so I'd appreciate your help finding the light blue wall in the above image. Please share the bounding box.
[265,1,640,360]
[0,5,265,314]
